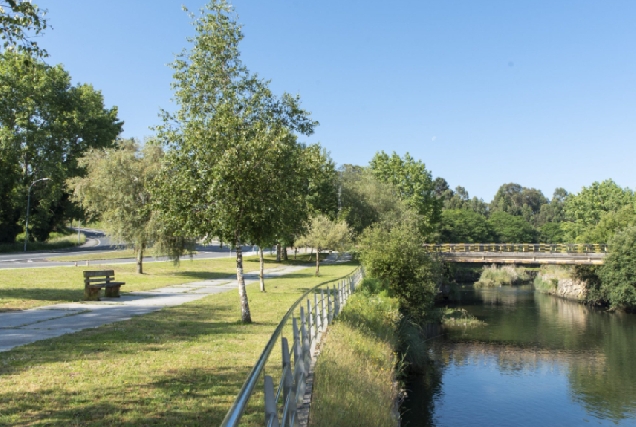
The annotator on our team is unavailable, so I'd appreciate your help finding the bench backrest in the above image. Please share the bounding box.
[83,270,117,286]
[83,270,115,278]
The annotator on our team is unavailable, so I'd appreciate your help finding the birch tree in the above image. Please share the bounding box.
[154,1,316,323]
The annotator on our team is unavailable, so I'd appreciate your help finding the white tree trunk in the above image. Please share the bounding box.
[236,245,252,323]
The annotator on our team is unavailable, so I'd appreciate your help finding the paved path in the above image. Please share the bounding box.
[0,263,311,352]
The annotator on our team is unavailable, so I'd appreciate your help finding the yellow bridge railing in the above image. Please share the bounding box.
[423,243,608,254]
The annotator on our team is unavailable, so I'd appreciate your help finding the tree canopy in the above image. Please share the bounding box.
[0,52,122,243]
[0,1,48,57]
[154,0,317,323]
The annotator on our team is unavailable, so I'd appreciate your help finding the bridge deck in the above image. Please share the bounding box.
[439,251,605,265]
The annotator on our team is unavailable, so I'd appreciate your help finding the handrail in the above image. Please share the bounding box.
[422,243,608,254]
[221,265,364,427]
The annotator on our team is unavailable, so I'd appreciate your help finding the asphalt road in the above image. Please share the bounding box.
[0,229,266,269]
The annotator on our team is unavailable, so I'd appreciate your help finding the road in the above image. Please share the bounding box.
[0,228,267,269]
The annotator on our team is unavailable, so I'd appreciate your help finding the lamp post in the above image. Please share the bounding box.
[24,177,51,252]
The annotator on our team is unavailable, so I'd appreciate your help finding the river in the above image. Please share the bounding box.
[402,284,636,426]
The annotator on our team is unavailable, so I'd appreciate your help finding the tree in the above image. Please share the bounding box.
[68,139,180,274]
[154,1,316,323]
[488,211,536,243]
[358,212,438,322]
[339,166,404,236]
[0,1,48,57]
[563,180,635,242]
[490,183,548,225]
[440,209,492,243]
[0,52,122,243]
[599,226,636,310]
[369,151,440,236]
[296,214,351,275]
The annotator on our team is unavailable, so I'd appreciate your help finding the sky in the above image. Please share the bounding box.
[35,0,636,202]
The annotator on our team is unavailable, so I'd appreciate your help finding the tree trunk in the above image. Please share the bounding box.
[282,246,288,261]
[315,248,320,276]
[136,245,144,274]
[276,242,281,262]
[259,247,265,292]
[236,244,252,323]
[294,247,297,260]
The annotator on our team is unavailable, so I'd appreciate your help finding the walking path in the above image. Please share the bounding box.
[0,263,312,352]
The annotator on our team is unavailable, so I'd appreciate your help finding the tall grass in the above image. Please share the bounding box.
[476,265,530,287]
[309,283,400,427]
[534,265,570,292]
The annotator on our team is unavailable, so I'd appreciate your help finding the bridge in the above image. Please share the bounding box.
[423,243,607,265]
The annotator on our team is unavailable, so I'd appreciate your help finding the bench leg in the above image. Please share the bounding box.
[84,287,101,301]
[104,285,121,298]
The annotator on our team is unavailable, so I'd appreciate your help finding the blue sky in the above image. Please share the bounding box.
[36,1,636,201]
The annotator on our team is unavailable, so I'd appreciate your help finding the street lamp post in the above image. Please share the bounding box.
[24,177,51,252]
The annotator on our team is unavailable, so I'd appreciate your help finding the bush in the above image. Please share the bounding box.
[476,265,529,287]
[598,226,636,310]
[358,217,438,322]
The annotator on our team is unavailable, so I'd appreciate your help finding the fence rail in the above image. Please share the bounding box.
[221,266,364,427]
[423,243,608,254]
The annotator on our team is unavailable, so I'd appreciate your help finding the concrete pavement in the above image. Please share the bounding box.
[0,262,311,352]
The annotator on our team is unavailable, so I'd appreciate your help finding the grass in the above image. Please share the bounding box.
[475,265,530,287]
[437,307,486,328]
[0,254,304,312]
[534,265,571,293]
[309,290,400,427]
[0,262,358,426]
[0,228,87,254]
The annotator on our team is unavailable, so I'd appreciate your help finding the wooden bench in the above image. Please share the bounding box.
[83,270,126,301]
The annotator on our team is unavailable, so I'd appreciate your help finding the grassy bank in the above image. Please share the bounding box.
[309,285,400,427]
[534,265,570,293]
[0,228,86,254]
[476,265,530,287]
[0,262,358,426]
[0,254,307,312]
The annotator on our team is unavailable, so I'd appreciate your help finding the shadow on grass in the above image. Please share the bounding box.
[0,287,82,306]
[168,271,236,281]
[0,368,241,426]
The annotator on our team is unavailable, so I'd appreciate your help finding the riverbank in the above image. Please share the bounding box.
[534,265,588,301]
[309,282,400,427]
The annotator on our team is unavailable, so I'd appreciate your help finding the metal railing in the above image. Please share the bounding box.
[423,243,608,254]
[221,266,364,427]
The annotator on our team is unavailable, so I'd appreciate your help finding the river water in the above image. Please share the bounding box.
[402,284,636,426]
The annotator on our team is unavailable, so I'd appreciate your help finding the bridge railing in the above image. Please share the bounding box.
[423,243,608,254]
[221,266,364,427]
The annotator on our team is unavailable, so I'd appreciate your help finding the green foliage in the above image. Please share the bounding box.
[598,226,636,310]
[369,151,441,235]
[0,1,48,57]
[296,214,351,274]
[490,183,548,225]
[68,139,187,273]
[488,211,537,242]
[442,185,488,215]
[0,52,122,243]
[563,179,635,242]
[154,1,318,321]
[339,166,407,236]
[539,222,565,243]
[359,214,438,321]
[440,209,492,243]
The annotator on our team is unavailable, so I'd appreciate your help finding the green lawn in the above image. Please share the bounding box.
[0,262,358,426]
[0,255,294,312]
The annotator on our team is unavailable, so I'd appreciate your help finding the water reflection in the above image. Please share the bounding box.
[402,285,636,426]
